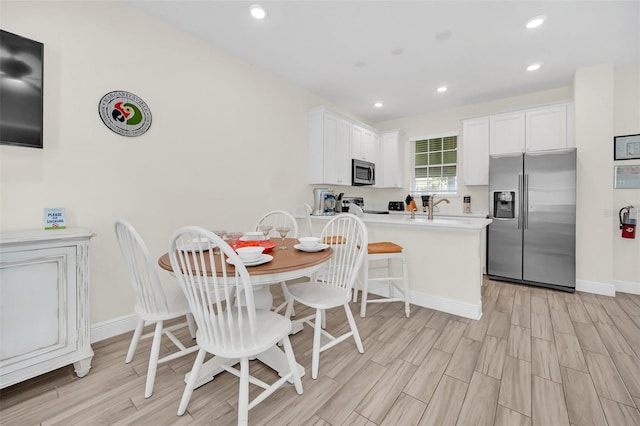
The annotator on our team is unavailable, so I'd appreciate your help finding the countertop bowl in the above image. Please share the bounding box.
[298,237,321,248]
[236,246,264,261]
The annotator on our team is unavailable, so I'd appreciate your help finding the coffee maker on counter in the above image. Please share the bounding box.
[312,188,337,216]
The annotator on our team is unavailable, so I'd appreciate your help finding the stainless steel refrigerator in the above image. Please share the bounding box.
[487,148,576,291]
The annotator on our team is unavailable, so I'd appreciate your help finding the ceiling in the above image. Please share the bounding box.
[128,1,640,124]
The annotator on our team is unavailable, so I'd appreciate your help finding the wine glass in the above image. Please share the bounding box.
[225,231,243,250]
[259,225,272,241]
[212,230,227,255]
[275,226,290,250]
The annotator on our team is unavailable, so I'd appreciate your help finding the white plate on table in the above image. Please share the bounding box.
[294,243,330,252]
[226,254,273,267]
[180,237,216,252]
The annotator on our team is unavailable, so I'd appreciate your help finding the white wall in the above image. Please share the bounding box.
[0,1,325,323]
[612,65,640,291]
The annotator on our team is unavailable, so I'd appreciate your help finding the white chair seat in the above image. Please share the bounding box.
[197,309,292,359]
[287,281,351,310]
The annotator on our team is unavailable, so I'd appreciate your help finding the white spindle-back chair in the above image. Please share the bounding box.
[114,220,197,398]
[169,226,303,426]
[284,214,368,379]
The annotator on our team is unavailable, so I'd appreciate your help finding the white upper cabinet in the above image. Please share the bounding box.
[352,124,378,163]
[308,107,352,186]
[489,102,574,155]
[462,117,490,186]
[489,112,526,155]
[377,130,406,188]
[525,103,573,152]
[464,101,573,185]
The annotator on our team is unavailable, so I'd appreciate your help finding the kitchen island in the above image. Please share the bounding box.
[302,213,492,320]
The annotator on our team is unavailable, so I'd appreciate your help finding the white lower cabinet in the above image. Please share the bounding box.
[0,228,94,389]
[377,130,406,188]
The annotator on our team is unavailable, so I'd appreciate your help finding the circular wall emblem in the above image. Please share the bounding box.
[98,91,152,137]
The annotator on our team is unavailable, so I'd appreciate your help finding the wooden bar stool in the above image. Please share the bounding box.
[354,241,410,318]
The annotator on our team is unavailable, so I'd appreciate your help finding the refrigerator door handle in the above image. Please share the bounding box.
[523,174,529,229]
[518,174,523,230]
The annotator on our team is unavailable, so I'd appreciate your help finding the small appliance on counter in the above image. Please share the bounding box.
[388,201,405,211]
[341,196,364,212]
[312,188,337,216]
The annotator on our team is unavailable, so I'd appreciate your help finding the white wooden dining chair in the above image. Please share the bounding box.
[254,210,299,313]
[284,214,368,379]
[169,226,303,426]
[114,220,198,398]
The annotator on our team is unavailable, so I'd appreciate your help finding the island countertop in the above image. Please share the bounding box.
[301,212,491,320]
[309,213,492,231]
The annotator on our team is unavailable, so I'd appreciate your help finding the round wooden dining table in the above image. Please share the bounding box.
[157,238,333,287]
[157,238,333,387]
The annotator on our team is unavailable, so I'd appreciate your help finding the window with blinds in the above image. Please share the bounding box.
[412,133,458,194]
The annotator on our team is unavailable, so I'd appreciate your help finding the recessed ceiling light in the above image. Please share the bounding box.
[374,101,383,108]
[250,4,266,19]
[437,86,448,93]
[527,63,542,72]
[391,48,404,56]
[526,15,546,29]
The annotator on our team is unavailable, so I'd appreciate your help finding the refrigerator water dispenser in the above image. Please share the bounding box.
[493,191,515,219]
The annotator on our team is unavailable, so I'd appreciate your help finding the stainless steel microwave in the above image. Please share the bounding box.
[352,159,375,186]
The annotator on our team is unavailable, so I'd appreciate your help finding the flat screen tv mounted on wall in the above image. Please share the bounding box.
[0,30,44,149]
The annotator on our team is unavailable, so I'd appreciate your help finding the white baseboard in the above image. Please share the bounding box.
[614,280,640,295]
[576,279,616,297]
[410,291,482,320]
[90,314,138,343]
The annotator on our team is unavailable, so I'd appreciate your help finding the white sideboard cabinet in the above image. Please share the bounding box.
[0,228,94,389]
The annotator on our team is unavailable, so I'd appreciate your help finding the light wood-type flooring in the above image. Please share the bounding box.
[2,278,640,425]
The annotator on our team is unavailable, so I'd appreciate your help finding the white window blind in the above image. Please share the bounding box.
[412,133,458,194]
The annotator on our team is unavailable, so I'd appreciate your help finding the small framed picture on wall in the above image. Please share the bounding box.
[614,134,640,160]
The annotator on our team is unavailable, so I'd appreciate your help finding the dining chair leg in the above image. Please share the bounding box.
[360,258,370,318]
[279,281,295,316]
[177,348,207,416]
[186,314,196,338]
[281,336,304,394]
[284,296,295,320]
[125,318,145,363]
[321,309,327,329]
[344,304,364,353]
[312,308,323,379]
[238,357,250,426]
[145,320,164,398]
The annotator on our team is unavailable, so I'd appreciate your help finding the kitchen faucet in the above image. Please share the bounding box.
[427,195,450,220]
